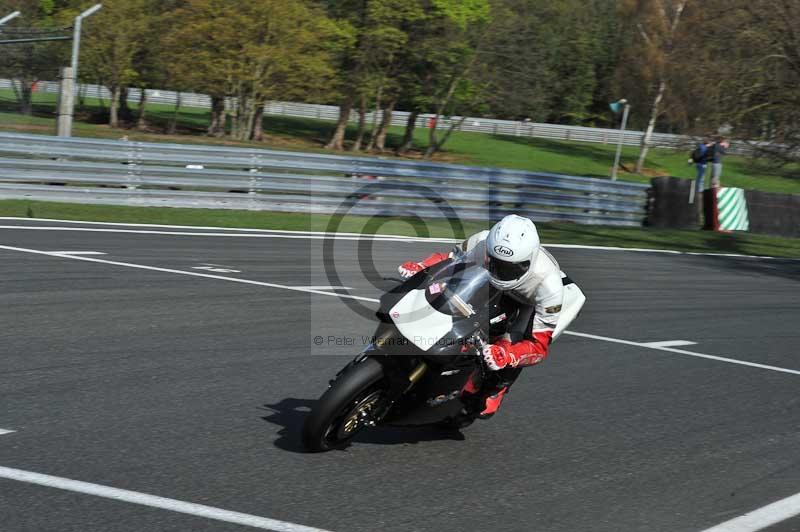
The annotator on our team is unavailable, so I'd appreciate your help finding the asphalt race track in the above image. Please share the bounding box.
[1,218,799,532]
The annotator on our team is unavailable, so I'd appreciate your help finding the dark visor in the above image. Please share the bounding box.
[486,255,530,281]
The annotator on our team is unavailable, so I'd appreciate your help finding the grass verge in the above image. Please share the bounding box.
[2,200,799,259]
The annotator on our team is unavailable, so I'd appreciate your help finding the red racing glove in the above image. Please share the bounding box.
[482,337,550,371]
[482,341,517,371]
[397,252,451,279]
[398,261,424,279]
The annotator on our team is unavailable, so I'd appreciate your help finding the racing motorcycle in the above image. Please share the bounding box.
[302,251,582,452]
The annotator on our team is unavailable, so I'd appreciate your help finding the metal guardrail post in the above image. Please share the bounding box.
[122,137,142,190]
[248,153,261,209]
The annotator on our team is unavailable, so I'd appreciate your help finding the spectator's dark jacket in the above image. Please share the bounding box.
[709,143,727,163]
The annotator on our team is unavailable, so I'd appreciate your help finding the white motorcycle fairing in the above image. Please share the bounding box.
[551,271,586,341]
[389,289,454,352]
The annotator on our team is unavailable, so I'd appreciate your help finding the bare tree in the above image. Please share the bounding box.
[632,0,688,174]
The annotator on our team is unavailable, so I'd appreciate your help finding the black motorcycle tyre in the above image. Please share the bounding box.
[302,357,386,452]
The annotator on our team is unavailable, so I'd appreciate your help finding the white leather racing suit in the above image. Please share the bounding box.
[461,230,564,366]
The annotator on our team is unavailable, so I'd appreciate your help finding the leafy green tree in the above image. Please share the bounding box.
[162,0,236,135]
[419,0,490,158]
[391,0,490,157]
[76,0,153,127]
[0,0,70,115]
[351,0,424,151]
[547,0,609,124]
[466,0,622,127]
[320,0,424,151]
[166,0,347,140]
[477,0,557,122]
[127,2,181,130]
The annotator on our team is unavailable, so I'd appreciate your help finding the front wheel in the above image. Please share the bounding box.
[302,357,386,452]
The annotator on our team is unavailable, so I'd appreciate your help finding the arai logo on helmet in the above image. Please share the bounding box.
[493,245,514,257]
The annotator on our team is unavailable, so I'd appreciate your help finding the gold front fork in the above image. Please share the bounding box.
[408,361,428,384]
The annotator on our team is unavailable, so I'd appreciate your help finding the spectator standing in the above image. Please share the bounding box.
[690,138,715,194]
[709,138,730,188]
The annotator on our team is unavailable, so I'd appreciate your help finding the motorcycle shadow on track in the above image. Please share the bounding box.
[260,398,466,453]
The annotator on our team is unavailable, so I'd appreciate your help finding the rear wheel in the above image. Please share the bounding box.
[302,357,386,452]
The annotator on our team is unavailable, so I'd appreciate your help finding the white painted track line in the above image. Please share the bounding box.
[192,266,242,273]
[50,251,107,256]
[0,216,450,240]
[0,466,333,532]
[641,340,697,348]
[566,331,800,376]
[1,243,797,377]
[0,225,447,242]
[699,491,800,532]
[295,286,352,290]
[2,218,798,259]
[0,244,378,303]
[0,429,15,436]
[545,243,786,260]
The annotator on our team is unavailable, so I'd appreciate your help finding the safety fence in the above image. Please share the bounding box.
[0,133,649,226]
[0,78,755,155]
[647,176,799,237]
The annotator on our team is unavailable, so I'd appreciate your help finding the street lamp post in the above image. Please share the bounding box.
[609,99,630,181]
[58,4,102,137]
[0,11,21,26]
[70,4,102,78]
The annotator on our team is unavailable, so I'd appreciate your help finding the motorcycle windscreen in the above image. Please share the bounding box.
[389,289,453,352]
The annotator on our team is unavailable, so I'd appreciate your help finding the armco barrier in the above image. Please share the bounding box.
[0,132,649,226]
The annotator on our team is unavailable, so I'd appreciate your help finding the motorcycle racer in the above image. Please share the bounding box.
[397,214,574,419]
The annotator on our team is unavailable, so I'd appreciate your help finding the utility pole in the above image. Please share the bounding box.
[56,67,75,137]
[58,4,102,137]
[610,99,630,181]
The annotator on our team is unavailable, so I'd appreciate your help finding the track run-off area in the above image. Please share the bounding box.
[1,217,798,532]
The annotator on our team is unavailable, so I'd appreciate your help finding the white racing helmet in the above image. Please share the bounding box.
[485,214,540,290]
